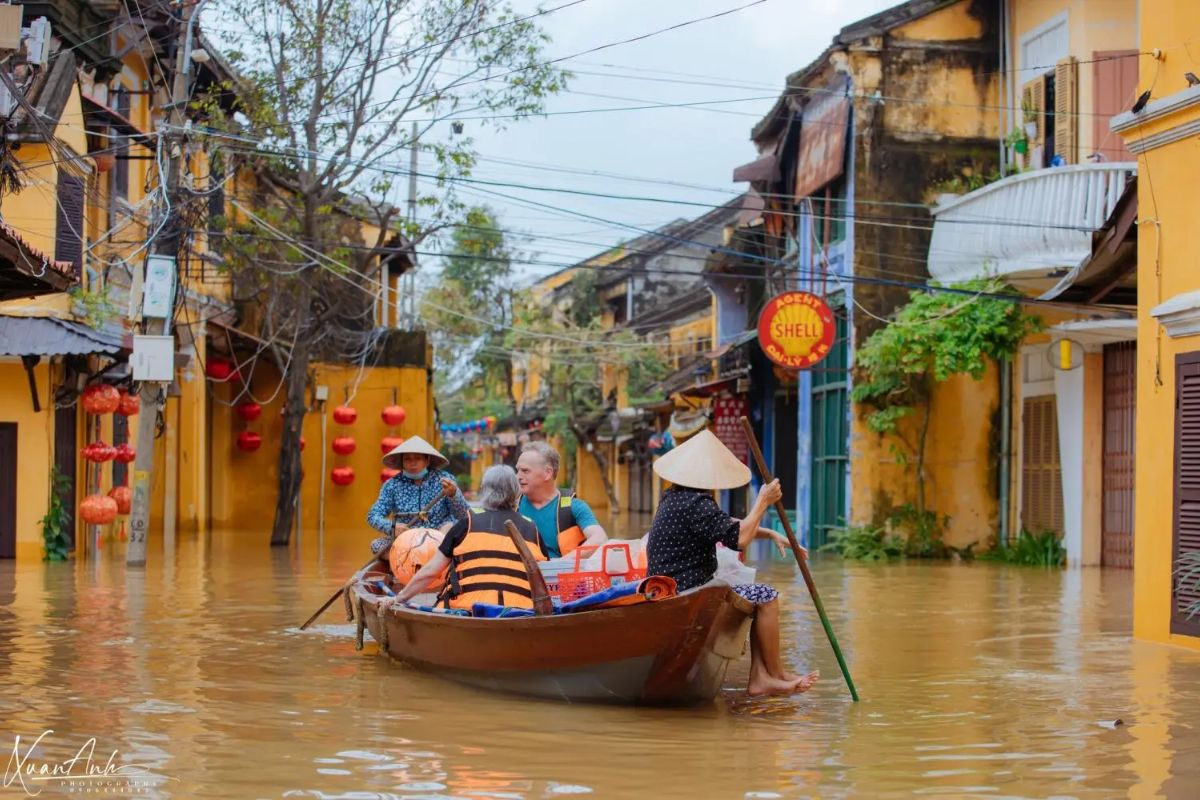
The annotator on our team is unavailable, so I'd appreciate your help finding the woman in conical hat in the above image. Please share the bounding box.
[647,429,819,697]
[367,435,468,557]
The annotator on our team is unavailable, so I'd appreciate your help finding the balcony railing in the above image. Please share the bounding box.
[928,163,1136,288]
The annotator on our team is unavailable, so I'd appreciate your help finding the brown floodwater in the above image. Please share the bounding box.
[2,523,1200,799]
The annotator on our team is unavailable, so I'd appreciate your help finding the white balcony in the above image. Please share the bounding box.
[928,164,1136,291]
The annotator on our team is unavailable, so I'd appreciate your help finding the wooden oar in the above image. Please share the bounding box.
[739,416,860,702]
[504,519,553,616]
[299,490,450,631]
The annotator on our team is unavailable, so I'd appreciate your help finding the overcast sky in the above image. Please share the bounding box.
[425,0,899,282]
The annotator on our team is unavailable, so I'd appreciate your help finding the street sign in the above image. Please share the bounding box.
[757,291,837,369]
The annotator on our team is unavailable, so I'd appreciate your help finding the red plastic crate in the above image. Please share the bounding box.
[554,543,646,603]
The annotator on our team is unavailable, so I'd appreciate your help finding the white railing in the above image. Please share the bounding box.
[928,163,1136,286]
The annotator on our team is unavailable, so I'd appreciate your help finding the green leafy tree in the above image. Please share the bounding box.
[200,0,567,546]
[851,279,1043,518]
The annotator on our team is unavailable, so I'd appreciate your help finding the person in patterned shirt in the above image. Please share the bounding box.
[367,436,469,556]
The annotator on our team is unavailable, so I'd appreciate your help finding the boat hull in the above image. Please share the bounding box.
[352,569,753,705]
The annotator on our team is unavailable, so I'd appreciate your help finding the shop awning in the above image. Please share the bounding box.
[0,315,123,356]
[732,153,779,184]
[1040,180,1138,305]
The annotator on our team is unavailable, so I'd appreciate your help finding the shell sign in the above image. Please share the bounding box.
[757,291,836,369]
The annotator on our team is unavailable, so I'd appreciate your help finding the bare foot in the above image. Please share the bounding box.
[791,670,820,694]
[747,674,804,697]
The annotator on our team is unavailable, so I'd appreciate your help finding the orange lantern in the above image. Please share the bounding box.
[332,436,356,455]
[237,431,262,452]
[116,391,140,416]
[381,405,406,426]
[331,466,355,486]
[108,486,132,515]
[80,494,118,525]
[380,468,400,483]
[332,405,358,425]
[380,435,404,454]
[81,384,121,415]
[236,402,262,422]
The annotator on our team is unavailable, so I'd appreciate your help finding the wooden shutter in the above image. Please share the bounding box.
[1092,51,1139,162]
[54,173,85,277]
[1173,354,1200,637]
[208,152,225,235]
[1054,57,1078,165]
[1022,77,1047,153]
[1022,395,1064,534]
[0,423,15,559]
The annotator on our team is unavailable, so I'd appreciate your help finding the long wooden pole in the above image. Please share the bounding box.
[299,489,449,630]
[504,520,553,616]
[739,416,859,701]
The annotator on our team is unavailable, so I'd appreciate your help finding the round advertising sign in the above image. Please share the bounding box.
[757,291,837,369]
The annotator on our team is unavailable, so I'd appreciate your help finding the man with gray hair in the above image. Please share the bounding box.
[517,441,607,558]
[394,465,546,610]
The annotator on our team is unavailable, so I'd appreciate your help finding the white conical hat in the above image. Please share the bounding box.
[652,429,751,491]
[382,435,449,470]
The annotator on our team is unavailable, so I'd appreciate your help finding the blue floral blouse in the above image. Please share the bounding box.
[366,469,469,536]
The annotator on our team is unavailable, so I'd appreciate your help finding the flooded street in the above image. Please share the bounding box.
[3,528,1200,799]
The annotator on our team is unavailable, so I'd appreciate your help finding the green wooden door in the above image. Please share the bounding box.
[810,307,849,548]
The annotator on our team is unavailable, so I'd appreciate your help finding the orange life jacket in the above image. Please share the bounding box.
[444,508,546,610]
[555,493,586,556]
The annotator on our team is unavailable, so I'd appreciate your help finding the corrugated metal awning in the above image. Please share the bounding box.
[0,315,124,356]
[732,153,779,184]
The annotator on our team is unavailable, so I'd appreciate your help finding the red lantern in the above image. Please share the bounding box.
[332,405,358,425]
[113,443,136,464]
[117,391,140,417]
[332,436,356,455]
[108,486,132,515]
[236,402,262,422]
[81,384,121,415]
[237,431,262,452]
[80,494,118,525]
[331,466,355,486]
[381,468,400,483]
[380,436,404,454]
[299,436,306,452]
[206,358,239,382]
[81,441,116,463]
[381,405,406,426]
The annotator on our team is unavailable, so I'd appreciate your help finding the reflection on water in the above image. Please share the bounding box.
[1,525,1199,799]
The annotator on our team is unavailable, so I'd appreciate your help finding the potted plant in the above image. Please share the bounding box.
[1005,127,1028,155]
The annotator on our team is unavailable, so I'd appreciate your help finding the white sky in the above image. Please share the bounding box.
[427,0,900,282]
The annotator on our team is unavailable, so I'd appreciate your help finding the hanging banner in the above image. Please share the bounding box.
[757,291,836,369]
[712,395,750,465]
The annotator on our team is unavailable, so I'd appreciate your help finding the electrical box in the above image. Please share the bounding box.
[314,385,329,402]
[131,335,175,382]
[0,5,23,52]
[142,254,176,319]
[23,16,48,66]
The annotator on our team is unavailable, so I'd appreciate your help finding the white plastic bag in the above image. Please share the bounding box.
[714,544,756,586]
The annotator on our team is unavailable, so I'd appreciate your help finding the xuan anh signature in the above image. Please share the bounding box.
[4,730,166,797]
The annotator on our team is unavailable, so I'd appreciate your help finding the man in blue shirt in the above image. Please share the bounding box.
[516,441,607,558]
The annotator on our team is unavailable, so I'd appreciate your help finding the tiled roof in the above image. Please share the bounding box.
[0,315,123,356]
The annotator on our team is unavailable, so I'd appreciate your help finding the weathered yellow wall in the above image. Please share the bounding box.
[850,366,1000,549]
[209,360,435,546]
[0,361,53,561]
[1121,0,1200,649]
[575,446,609,515]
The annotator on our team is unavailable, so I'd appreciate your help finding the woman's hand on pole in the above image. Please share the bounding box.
[440,476,458,497]
[757,479,782,509]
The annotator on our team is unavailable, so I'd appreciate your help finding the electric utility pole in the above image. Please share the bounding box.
[127,2,200,566]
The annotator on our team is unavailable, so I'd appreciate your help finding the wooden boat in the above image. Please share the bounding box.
[348,562,755,705]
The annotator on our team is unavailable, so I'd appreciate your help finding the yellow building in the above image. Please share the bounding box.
[1110,0,1200,647]
[0,4,432,562]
